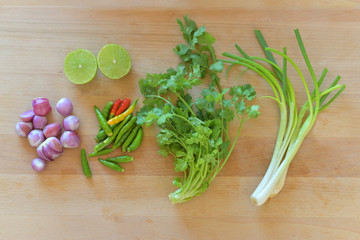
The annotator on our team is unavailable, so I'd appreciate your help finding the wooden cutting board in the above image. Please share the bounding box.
[1,0,359,239]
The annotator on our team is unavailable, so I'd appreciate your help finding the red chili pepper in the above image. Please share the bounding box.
[109,98,122,119]
[115,98,130,116]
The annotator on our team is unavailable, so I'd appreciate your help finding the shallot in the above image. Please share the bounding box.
[17,96,81,168]
[43,123,62,138]
[60,131,80,148]
[20,110,35,122]
[63,115,79,131]
[15,122,33,137]
[56,97,73,116]
[32,97,52,116]
[31,158,47,172]
[33,115,47,129]
[37,145,51,161]
[37,137,63,161]
[27,129,45,147]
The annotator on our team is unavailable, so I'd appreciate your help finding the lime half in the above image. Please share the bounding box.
[64,49,97,84]
[97,44,131,79]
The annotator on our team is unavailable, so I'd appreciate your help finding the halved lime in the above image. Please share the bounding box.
[97,44,131,80]
[64,49,97,84]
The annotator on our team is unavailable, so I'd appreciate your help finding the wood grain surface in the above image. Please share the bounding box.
[1,0,359,239]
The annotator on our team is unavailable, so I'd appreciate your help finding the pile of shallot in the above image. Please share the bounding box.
[15,97,80,172]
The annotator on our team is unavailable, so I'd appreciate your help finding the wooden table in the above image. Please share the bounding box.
[1,1,359,239]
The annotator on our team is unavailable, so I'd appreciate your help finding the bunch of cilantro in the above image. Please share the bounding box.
[137,16,260,204]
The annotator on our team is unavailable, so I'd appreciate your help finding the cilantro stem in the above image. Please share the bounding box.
[175,92,196,117]
[210,112,245,182]
[171,113,197,130]
[188,163,209,195]
[145,94,172,106]
[166,124,188,150]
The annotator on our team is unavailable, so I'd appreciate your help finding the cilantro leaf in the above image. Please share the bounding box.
[209,61,224,73]
[247,105,260,118]
[230,84,256,100]
[198,32,216,46]
[174,158,188,172]
[173,177,183,187]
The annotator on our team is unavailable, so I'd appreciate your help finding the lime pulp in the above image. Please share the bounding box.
[97,44,131,80]
[64,49,97,84]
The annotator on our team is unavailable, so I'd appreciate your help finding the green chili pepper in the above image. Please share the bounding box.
[88,148,114,157]
[102,101,114,120]
[98,159,124,172]
[94,136,101,143]
[122,125,141,152]
[81,149,92,178]
[114,113,133,134]
[95,123,119,143]
[114,116,137,146]
[105,156,133,163]
[95,101,115,139]
[113,124,135,149]
[96,114,132,142]
[94,122,123,152]
[94,105,112,137]
[127,127,143,152]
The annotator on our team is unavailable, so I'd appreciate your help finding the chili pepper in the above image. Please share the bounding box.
[95,123,119,143]
[102,101,114,120]
[93,114,132,152]
[122,125,141,152]
[94,136,101,143]
[109,98,122,119]
[105,156,133,163]
[115,98,130,116]
[107,98,138,126]
[94,105,112,137]
[98,158,124,172]
[127,127,143,152]
[88,148,114,157]
[113,116,137,148]
[115,113,133,131]
[113,125,135,150]
[93,122,123,152]
[81,149,92,178]
[96,102,113,132]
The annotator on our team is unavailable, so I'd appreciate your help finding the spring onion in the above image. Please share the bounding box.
[223,29,345,206]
